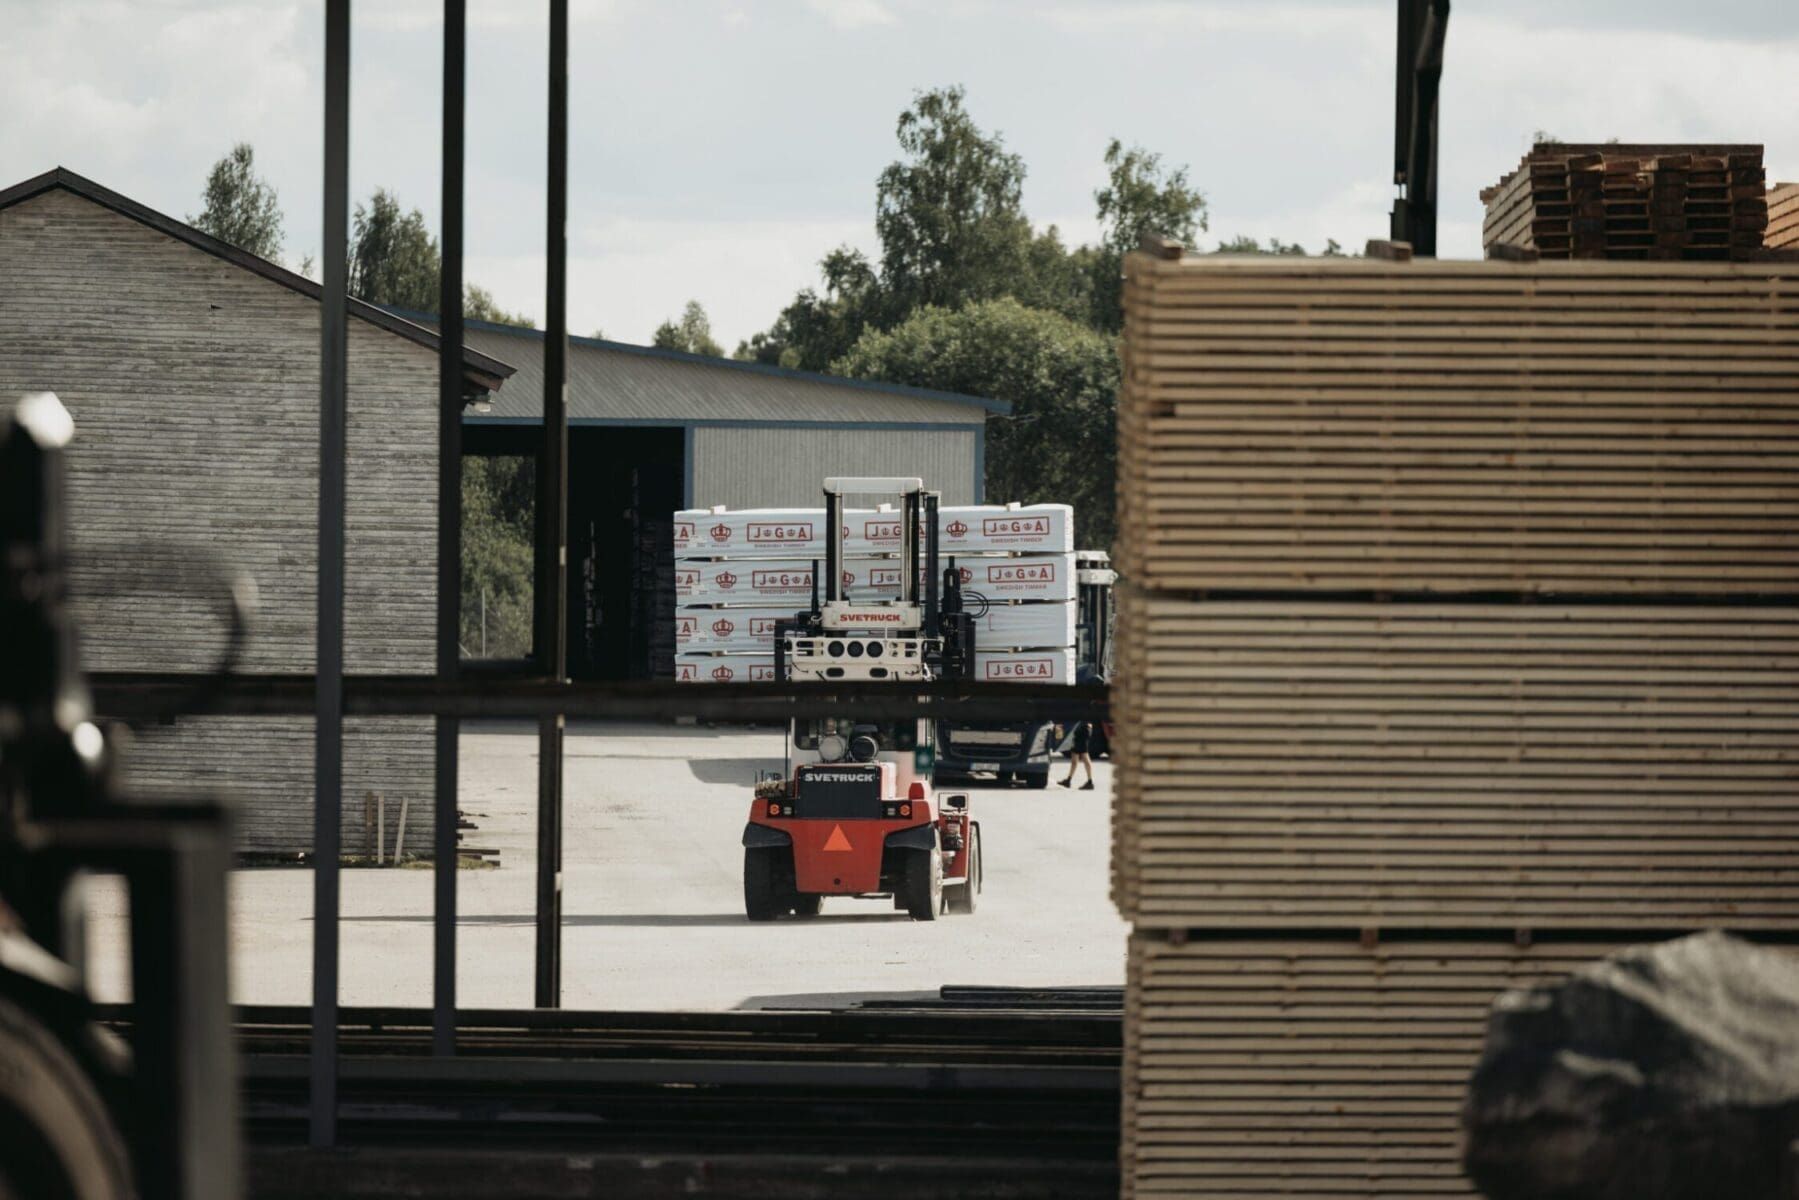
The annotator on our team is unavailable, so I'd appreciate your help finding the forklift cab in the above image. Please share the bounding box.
[787,716,935,798]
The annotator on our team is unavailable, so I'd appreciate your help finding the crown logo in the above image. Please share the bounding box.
[946,520,968,537]
[709,523,731,541]
[715,571,737,588]
[712,618,735,636]
[711,665,734,682]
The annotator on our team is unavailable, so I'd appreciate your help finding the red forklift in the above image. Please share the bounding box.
[742,478,981,920]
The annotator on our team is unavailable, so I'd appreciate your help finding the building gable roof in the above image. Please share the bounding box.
[0,167,514,393]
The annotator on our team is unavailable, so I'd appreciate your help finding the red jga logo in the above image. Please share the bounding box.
[748,522,812,544]
[711,665,735,682]
[709,522,732,543]
[675,569,699,589]
[870,567,902,587]
[674,522,695,545]
[986,658,1052,680]
[711,618,735,637]
[676,616,697,640]
[676,662,697,681]
[714,570,738,590]
[752,568,811,591]
[750,617,780,636]
[989,561,1055,584]
[749,664,776,681]
[984,516,1051,536]
[864,520,902,542]
[945,519,969,538]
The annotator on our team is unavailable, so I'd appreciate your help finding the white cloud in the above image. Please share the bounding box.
[805,0,897,31]
[467,216,874,347]
[1044,1,1381,38]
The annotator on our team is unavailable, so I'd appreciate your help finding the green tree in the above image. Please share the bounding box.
[874,86,1035,319]
[461,455,535,659]
[190,142,284,260]
[1089,139,1207,330]
[651,300,724,356]
[1213,235,1345,256]
[735,248,878,370]
[350,188,440,310]
[465,283,536,328]
[832,299,1121,547]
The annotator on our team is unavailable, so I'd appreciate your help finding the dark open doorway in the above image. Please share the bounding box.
[464,422,683,680]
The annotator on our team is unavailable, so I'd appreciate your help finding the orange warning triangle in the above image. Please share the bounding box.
[822,824,853,852]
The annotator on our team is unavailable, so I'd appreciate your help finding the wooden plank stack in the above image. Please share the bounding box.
[1481,143,1767,260]
[1115,249,1799,1199]
[1769,183,1799,250]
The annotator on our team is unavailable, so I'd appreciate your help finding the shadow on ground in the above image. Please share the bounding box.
[335,912,911,927]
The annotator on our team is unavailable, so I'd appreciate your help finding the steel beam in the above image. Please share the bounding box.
[310,0,351,1149]
[535,0,570,1011]
[88,674,1112,724]
[435,0,467,1060]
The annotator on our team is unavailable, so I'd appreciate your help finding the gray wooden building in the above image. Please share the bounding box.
[0,168,514,855]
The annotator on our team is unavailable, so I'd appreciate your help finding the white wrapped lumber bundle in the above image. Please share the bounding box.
[674,651,775,683]
[1116,253,1799,595]
[1110,592,1799,928]
[1121,933,1652,1200]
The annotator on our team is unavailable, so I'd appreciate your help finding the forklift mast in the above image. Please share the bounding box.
[774,477,974,683]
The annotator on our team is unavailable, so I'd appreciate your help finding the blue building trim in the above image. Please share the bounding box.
[682,427,694,509]
[385,305,1010,414]
[974,423,987,503]
[467,415,985,507]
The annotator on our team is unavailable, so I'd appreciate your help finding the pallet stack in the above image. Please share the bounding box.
[1481,143,1767,260]
[1114,249,1799,1198]
[1769,183,1799,250]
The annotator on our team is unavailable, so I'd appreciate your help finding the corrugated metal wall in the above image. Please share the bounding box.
[0,187,437,855]
[690,424,981,509]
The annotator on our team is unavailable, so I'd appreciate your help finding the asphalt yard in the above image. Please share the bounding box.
[86,721,1126,1010]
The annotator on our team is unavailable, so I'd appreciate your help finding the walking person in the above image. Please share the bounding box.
[1059,719,1095,790]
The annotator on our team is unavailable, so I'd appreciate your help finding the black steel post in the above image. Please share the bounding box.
[434,0,467,1055]
[1390,0,1449,256]
[311,0,350,1149]
[535,0,570,1009]
[126,829,239,1198]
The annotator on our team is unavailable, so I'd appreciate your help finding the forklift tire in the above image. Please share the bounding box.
[791,893,823,917]
[0,994,133,1200]
[997,770,1015,786]
[743,848,782,921]
[899,847,942,921]
[946,826,980,915]
[1027,770,1051,790]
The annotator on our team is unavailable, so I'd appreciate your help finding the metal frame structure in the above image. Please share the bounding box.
[58,0,1099,1161]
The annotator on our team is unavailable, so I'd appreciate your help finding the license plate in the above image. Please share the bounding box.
[972,762,1001,772]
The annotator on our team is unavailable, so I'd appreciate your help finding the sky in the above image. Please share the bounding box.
[5,0,1796,349]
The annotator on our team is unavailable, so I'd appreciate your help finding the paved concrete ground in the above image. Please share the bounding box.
[85,722,1126,1011]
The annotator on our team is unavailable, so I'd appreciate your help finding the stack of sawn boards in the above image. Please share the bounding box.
[1480,142,1767,260]
[1113,251,1799,1198]
[1769,183,1799,250]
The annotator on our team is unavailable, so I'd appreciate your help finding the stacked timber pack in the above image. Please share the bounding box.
[670,502,1079,682]
[1114,248,1799,1198]
[1481,142,1767,260]
[1769,182,1799,250]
